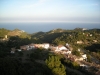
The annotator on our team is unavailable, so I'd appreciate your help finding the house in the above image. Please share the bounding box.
[43,43,50,49]
[50,46,57,51]
[34,44,43,48]
[82,28,87,31]
[80,64,86,67]
[93,40,97,43]
[29,43,35,49]
[80,64,89,69]
[61,50,71,54]
[17,49,22,51]
[82,54,87,60]
[73,54,87,61]
[78,48,80,52]
[55,45,68,52]
[66,43,69,47]
[77,41,83,44]
[34,43,50,49]
[74,57,84,61]
[26,45,33,50]
[66,51,71,54]
[11,50,15,53]
[11,48,16,53]
[69,57,75,62]
[20,45,28,50]
[2,35,8,41]
[20,45,34,50]
[66,43,70,49]
[90,34,92,36]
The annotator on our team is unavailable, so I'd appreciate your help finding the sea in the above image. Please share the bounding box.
[0,22,100,33]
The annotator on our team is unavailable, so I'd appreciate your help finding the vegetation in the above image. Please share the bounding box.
[72,50,81,56]
[0,28,100,75]
[45,55,66,75]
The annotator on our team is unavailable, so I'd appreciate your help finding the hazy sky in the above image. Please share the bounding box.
[0,0,100,23]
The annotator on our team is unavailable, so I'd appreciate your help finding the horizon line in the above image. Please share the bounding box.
[0,21,100,24]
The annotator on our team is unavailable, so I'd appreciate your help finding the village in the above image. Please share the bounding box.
[11,42,100,75]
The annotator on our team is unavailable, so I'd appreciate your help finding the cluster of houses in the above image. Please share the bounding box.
[11,43,87,62]
[11,43,50,53]
[11,43,70,53]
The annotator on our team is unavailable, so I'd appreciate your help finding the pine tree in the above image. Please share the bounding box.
[45,55,66,75]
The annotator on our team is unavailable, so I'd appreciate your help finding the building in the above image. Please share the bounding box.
[77,41,83,44]
[17,49,22,51]
[55,45,68,52]
[61,50,71,54]
[34,43,50,49]
[11,48,16,53]
[20,45,28,50]
[82,54,87,60]
[29,43,35,49]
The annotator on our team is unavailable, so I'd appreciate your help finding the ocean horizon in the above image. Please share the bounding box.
[0,22,100,33]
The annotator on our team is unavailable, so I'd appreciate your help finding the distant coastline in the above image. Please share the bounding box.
[0,22,100,33]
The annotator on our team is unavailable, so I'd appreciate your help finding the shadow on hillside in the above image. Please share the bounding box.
[0,36,54,75]
[85,43,100,52]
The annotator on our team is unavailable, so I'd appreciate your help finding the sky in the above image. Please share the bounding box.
[0,0,100,23]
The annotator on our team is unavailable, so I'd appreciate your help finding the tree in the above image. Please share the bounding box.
[87,54,91,62]
[0,58,26,75]
[45,55,66,75]
[72,50,81,56]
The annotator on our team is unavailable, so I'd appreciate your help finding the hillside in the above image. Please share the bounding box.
[31,28,100,54]
[31,28,100,45]
[0,28,31,39]
[0,28,100,75]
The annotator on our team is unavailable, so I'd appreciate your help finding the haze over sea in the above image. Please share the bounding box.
[0,22,100,33]
[0,0,100,33]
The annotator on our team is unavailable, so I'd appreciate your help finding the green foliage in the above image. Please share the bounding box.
[72,50,81,56]
[0,28,10,37]
[19,32,31,39]
[25,62,53,75]
[87,54,91,62]
[18,51,23,57]
[0,28,100,75]
[63,60,80,70]
[0,58,26,75]
[45,55,66,75]
[0,57,53,75]
[30,49,49,60]
[91,52,100,60]
[0,42,10,58]
[71,61,80,69]
[85,44,100,52]
[7,36,32,48]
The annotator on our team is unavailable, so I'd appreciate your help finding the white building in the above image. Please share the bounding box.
[43,43,50,49]
[11,48,15,53]
[77,41,83,44]
[17,49,22,52]
[55,46,68,51]
[11,50,15,53]
[66,43,69,47]
[82,54,87,60]
[62,51,71,54]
